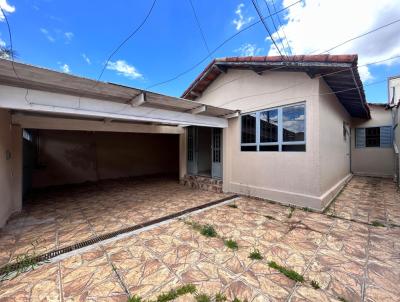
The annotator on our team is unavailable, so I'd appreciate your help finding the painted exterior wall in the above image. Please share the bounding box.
[32,130,179,188]
[389,76,400,184]
[0,109,22,227]
[318,79,352,207]
[193,69,327,209]
[351,105,394,177]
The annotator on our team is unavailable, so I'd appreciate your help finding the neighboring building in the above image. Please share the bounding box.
[182,55,394,210]
[0,55,395,227]
[388,75,400,185]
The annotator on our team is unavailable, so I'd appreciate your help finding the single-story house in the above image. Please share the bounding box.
[0,55,394,227]
[181,55,394,209]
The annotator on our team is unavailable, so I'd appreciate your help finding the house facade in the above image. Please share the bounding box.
[0,55,395,227]
[180,55,394,210]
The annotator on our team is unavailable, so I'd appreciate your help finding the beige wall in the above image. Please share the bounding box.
[194,69,327,209]
[0,109,22,227]
[351,105,394,177]
[318,79,352,207]
[32,130,179,188]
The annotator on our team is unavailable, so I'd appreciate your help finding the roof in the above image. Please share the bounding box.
[182,55,370,119]
[0,59,236,119]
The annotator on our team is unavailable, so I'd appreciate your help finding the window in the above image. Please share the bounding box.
[241,103,306,152]
[355,126,392,148]
[365,127,380,147]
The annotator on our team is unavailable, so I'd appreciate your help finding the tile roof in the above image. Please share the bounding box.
[182,55,370,119]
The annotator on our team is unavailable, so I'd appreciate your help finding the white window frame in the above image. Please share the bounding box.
[240,102,306,152]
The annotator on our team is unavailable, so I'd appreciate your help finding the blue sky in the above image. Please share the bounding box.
[0,0,399,103]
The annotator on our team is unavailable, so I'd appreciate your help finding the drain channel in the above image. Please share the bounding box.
[0,194,238,276]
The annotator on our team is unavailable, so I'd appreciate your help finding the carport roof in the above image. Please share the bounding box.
[0,59,236,119]
[182,55,370,119]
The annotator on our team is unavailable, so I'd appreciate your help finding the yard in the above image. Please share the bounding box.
[0,176,398,301]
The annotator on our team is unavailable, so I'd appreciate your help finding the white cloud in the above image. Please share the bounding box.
[40,28,55,42]
[267,0,400,82]
[60,64,70,73]
[233,3,254,31]
[106,60,143,80]
[0,0,15,21]
[82,53,91,64]
[64,32,74,43]
[0,37,5,47]
[235,43,263,56]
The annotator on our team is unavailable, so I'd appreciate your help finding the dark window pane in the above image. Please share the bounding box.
[241,145,257,152]
[365,127,380,147]
[283,105,305,142]
[241,114,256,144]
[282,144,306,152]
[260,145,279,151]
[260,109,278,143]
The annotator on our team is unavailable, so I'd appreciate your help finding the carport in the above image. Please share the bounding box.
[0,59,237,266]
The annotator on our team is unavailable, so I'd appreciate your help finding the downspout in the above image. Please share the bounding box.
[351,69,370,119]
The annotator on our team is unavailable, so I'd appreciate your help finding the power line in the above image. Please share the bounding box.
[94,0,158,85]
[313,18,400,55]
[146,0,302,89]
[245,77,387,114]
[218,54,400,107]
[251,0,286,58]
[0,5,20,81]
[188,0,211,57]
[0,4,31,105]
[262,0,290,57]
[203,17,400,100]
[269,0,293,56]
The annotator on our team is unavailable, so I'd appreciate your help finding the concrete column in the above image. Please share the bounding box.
[11,125,22,213]
[179,130,187,180]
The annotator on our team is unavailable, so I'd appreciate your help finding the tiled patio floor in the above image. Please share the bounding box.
[0,176,399,301]
[0,176,227,267]
[326,176,400,226]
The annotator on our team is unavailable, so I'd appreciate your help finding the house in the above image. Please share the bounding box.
[0,55,395,227]
[181,55,394,210]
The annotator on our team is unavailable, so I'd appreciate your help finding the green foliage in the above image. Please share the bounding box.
[176,284,197,295]
[227,203,238,208]
[288,207,295,218]
[302,207,312,212]
[128,296,142,302]
[200,224,218,237]
[371,220,385,227]
[215,293,227,302]
[224,239,238,250]
[195,293,211,302]
[310,280,320,289]
[248,249,263,260]
[232,298,248,302]
[184,220,218,238]
[268,261,304,282]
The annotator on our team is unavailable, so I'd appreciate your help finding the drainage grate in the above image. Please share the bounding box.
[0,194,238,276]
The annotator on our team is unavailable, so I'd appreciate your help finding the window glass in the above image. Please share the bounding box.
[260,109,278,143]
[241,114,256,144]
[282,105,305,142]
[241,145,257,152]
[365,127,380,147]
[282,144,306,152]
[260,145,279,151]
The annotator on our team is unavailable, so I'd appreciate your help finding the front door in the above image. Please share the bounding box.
[211,128,222,179]
[187,126,198,175]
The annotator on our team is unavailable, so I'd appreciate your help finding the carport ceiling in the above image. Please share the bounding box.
[0,59,238,128]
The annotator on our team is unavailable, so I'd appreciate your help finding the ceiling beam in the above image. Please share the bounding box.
[130,92,146,107]
[191,105,207,114]
[0,85,228,128]
[12,113,185,134]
